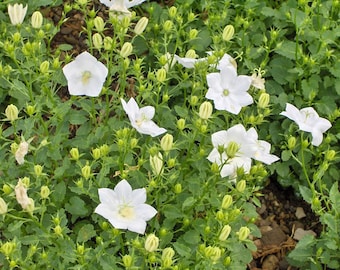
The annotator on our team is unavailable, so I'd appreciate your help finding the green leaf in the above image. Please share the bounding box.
[281,150,291,161]
[329,182,340,210]
[320,213,336,232]
[173,242,192,258]
[182,197,196,211]
[58,44,73,51]
[65,196,89,217]
[299,185,312,204]
[274,40,297,60]
[182,230,200,245]
[52,181,66,203]
[77,224,96,243]
[287,234,315,265]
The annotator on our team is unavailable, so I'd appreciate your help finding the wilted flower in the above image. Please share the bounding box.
[206,66,252,114]
[8,3,27,25]
[0,198,8,215]
[280,103,332,146]
[95,180,157,234]
[121,98,167,137]
[15,179,30,210]
[15,140,29,165]
[62,51,108,97]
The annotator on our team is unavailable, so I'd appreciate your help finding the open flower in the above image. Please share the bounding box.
[95,179,157,234]
[8,3,27,25]
[280,103,332,146]
[121,98,167,137]
[174,54,207,68]
[205,66,252,114]
[62,51,108,97]
[100,0,146,18]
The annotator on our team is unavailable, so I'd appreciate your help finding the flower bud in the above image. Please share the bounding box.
[258,93,270,109]
[211,163,220,174]
[34,165,43,177]
[0,197,8,215]
[145,234,159,252]
[103,36,113,51]
[31,11,43,29]
[122,254,133,267]
[156,68,167,83]
[163,20,173,32]
[222,25,235,41]
[219,225,231,241]
[81,164,91,180]
[40,186,50,199]
[40,60,50,74]
[185,49,197,59]
[92,148,101,160]
[205,246,221,262]
[238,226,250,241]
[168,6,177,18]
[54,225,63,236]
[26,198,35,214]
[226,141,239,158]
[93,16,105,32]
[236,180,246,193]
[12,32,21,43]
[167,158,176,168]
[1,241,16,257]
[70,148,80,160]
[177,118,186,130]
[325,150,336,161]
[134,16,148,35]
[174,183,182,194]
[162,247,175,260]
[92,33,103,49]
[287,136,296,150]
[161,134,174,152]
[120,42,133,58]
[189,29,198,39]
[5,104,19,122]
[100,144,109,156]
[199,101,213,120]
[221,194,233,209]
[190,95,198,106]
[8,3,27,25]
[3,184,12,195]
[150,152,163,176]
[216,210,224,221]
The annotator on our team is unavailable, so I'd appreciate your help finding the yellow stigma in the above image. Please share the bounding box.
[223,89,229,96]
[81,71,92,84]
[119,205,135,219]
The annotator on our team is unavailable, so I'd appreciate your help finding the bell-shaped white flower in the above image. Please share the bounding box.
[95,179,157,234]
[205,66,253,114]
[100,0,146,18]
[8,3,27,25]
[280,103,332,146]
[121,98,167,137]
[62,51,108,97]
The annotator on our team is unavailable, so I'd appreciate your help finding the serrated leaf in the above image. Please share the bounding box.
[65,196,89,216]
[52,181,66,202]
[77,224,96,243]
[182,230,200,245]
[182,197,196,211]
[275,40,297,60]
[173,242,192,258]
[299,185,312,204]
[281,150,291,161]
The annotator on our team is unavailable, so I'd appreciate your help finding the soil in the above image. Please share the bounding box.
[42,2,322,269]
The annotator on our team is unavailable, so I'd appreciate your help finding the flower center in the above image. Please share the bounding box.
[223,89,229,96]
[135,113,148,127]
[118,205,135,219]
[81,71,92,85]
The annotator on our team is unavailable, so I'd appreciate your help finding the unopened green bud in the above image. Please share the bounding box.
[174,183,182,194]
[26,105,35,116]
[120,42,133,58]
[219,225,231,241]
[190,95,198,106]
[325,150,336,161]
[185,49,197,59]
[216,210,224,221]
[258,93,270,109]
[156,68,167,83]
[77,244,85,255]
[189,29,198,39]
[34,165,43,177]
[92,33,103,49]
[222,24,235,41]
[121,16,131,29]
[199,101,213,120]
[3,184,12,195]
[145,234,159,252]
[226,141,239,158]
[162,258,173,268]
[187,12,195,22]
[12,32,21,43]
[31,11,43,29]
[238,226,250,241]
[168,6,177,18]
[54,225,63,236]
[211,163,220,174]
[134,17,148,35]
[236,180,246,192]
[21,177,30,187]
[93,16,105,32]
[221,194,233,209]
[40,186,50,199]
[224,256,231,266]
[0,197,8,215]
[150,152,163,176]
[26,198,35,214]
[167,158,176,168]
[100,144,109,156]
[130,138,138,149]
[177,118,186,130]
[284,137,295,151]
[103,36,113,51]
[205,246,221,262]
[40,60,50,73]
[163,20,173,32]
[301,139,309,149]
[162,247,175,260]
[1,241,16,257]
[5,104,19,122]
[122,254,133,267]
[70,148,80,160]
[92,148,101,160]
[81,164,91,179]
[161,134,173,152]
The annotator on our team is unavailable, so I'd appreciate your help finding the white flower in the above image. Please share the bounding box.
[100,0,146,8]
[173,54,207,68]
[15,141,29,165]
[280,103,332,146]
[250,73,265,89]
[216,53,237,71]
[15,179,30,210]
[247,128,279,164]
[95,179,157,234]
[121,98,167,137]
[8,3,27,25]
[62,51,108,97]
[220,156,252,179]
[205,66,253,114]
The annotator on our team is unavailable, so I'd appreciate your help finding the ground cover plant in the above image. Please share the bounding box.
[0,0,339,269]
